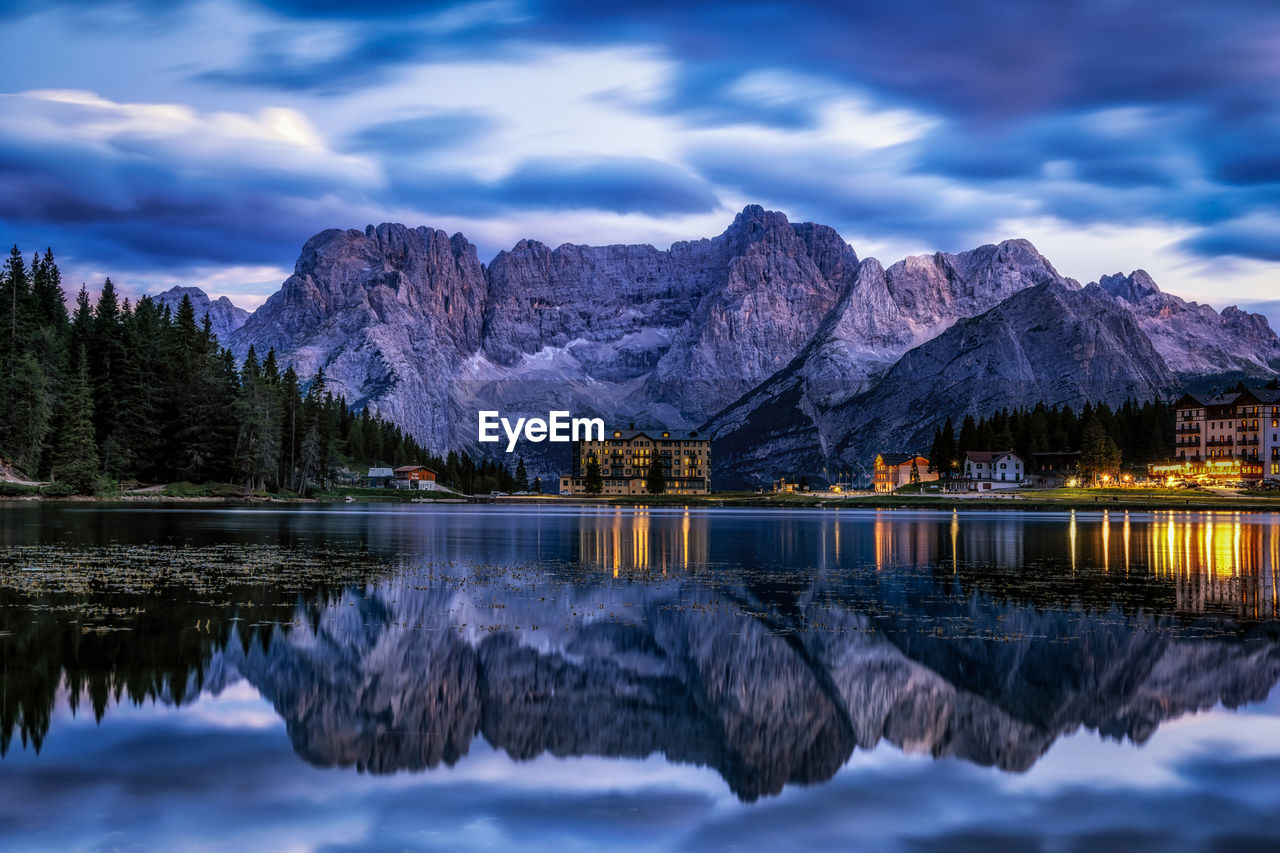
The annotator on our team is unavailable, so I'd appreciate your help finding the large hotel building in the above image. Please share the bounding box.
[560,427,711,496]
[1162,388,1280,483]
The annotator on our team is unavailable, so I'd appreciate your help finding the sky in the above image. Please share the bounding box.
[0,0,1277,325]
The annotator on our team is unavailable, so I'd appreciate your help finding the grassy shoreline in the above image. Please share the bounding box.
[4,482,1280,513]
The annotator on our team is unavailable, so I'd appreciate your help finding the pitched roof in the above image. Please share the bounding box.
[1178,388,1280,408]
[394,465,436,474]
[602,428,708,441]
[877,453,926,466]
[965,450,1018,463]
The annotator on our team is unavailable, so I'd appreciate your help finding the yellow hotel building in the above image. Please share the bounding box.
[560,427,711,495]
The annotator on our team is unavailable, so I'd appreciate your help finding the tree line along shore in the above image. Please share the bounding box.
[0,246,531,496]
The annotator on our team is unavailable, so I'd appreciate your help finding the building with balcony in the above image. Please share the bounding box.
[961,450,1025,490]
[559,426,711,496]
[391,465,440,490]
[872,453,937,493]
[1164,388,1280,482]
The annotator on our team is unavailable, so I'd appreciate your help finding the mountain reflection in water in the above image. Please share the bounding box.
[2,506,1280,804]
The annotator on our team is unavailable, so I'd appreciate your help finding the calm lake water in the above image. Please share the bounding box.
[3,503,1280,851]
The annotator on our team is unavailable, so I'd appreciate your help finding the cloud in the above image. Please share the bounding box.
[168,0,1279,121]
[1178,214,1280,263]
[490,157,721,216]
[388,157,721,218]
[0,89,398,305]
[346,110,500,156]
[4,0,1280,306]
[685,139,1015,251]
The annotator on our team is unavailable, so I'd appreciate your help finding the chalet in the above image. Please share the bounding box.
[391,465,439,490]
[962,450,1024,490]
[365,467,394,488]
[1029,451,1080,486]
[872,453,936,493]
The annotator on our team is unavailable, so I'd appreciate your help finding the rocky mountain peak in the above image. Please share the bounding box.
[718,204,806,255]
[1086,269,1280,377]
[227,206,1279,483]
[1098,269,1161,302]
[151,285,249,343]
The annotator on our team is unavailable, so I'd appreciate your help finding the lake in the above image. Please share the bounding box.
[2,503,1280,851]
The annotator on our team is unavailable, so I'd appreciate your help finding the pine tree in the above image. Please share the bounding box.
[929,417,956,478]
[8,352,51,476]
[1079,416,1122,484]
[298,422,322,496]
[584,459,603,494]
[515,456,528,491]
[91,278,125,455]
[53,349,100,493]
[645,455,665,495]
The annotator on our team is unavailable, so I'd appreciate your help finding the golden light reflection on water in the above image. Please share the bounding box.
[581,509,708,574]
[575,509,1280,618]
[1141,513,1280,618]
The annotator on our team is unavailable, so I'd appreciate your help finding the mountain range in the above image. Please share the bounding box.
[160,205,1280,486]
[211,569,1280,801]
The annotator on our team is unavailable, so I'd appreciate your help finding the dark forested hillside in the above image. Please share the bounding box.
[0,246,523,494]
[926,400,1175,477]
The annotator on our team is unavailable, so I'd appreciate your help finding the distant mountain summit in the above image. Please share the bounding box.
[225,206,1280,485]
[1086,271,1280,376]
[152,285,250,343]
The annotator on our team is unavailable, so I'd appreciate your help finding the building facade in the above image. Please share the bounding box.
[872,453,937,493]
[560,427,711,495]
[1168,389,1280,482]
[392,465,439,490]
[961,450,1025,490]
[1029,451,1080,486]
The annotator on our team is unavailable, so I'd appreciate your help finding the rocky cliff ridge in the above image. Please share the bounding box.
[212,206,1280,483]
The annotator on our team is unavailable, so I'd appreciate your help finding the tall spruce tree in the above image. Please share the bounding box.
[8,352,51,476]
[645,456,666,494]
[583,459,603,495]
[53,349,100,493]
[1079,417,1122,484]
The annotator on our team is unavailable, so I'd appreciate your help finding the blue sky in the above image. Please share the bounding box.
[0,0,1277,324]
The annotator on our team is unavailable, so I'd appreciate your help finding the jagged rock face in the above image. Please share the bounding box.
[705,244,1078,485]
[231,206,851,466]
[1088,270,1280,376]
[217,576,1280,800]
[225,590,483,773]
[474,206,848,425]
[641,210,849,413]
[884,239,1071,346]
[152,285,249,343]
[226,206,1279,481]
[826,283,1178,472]
[230,224,488,447]
[710,282,1179,486]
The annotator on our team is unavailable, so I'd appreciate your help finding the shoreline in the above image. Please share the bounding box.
[3,488,1280,514]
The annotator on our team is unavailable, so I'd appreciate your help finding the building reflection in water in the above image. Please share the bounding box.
[574,508,1280,619]
[577,509,709,574]
[859,509,1280,619]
